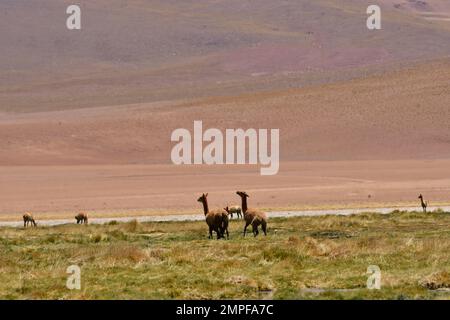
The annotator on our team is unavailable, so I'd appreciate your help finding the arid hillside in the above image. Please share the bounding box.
[1,0,449,112]
[0,60,448,165]
[0,61,449,216]
[0,1,449,216]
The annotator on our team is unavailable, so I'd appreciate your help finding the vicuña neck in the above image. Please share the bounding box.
[201,199,209,215]
[240,197,248,213]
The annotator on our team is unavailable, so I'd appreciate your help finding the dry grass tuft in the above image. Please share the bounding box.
[419,271,450,290]
[227,275,257,288]
[104,245,149,263]
[122,219,141,233]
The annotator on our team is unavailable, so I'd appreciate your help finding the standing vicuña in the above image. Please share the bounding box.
[418,194,428,213]
[75,212,89,224]
[236,191,267,237]
[225,205,242,219]
[197,193,229,239]
[23,212,37,228]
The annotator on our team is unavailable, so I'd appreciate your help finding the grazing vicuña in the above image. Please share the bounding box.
[225,205,242,219]
[23,212,37,228]
[75,212,89,224]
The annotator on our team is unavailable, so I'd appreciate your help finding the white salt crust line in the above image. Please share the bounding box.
[1,206,449,228]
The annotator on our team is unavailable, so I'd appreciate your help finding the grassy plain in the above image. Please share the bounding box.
[1,211,450,299]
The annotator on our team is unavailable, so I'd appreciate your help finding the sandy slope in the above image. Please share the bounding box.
[0,1,449,217]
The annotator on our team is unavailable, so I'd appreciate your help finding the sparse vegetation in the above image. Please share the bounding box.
[0,211,449,299]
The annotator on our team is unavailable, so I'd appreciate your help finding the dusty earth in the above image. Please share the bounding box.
[1,61,449,219]
[0,1,449,219]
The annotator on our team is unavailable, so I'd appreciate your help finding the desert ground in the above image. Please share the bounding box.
[1,160,450,221]
[0,1,449,218]
[1,60,449,220]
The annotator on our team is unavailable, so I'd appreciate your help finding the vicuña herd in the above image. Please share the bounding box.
[22,212,88,228]
[199,190,268,239]
[19,193,433,239]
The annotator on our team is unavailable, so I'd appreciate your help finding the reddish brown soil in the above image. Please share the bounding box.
[0,61,449,216]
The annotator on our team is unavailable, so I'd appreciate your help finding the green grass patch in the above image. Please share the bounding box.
[0,211,450,299]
